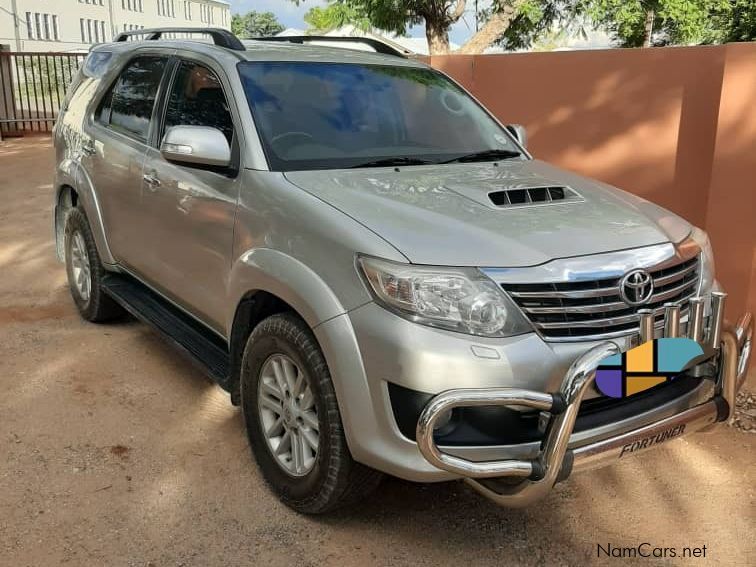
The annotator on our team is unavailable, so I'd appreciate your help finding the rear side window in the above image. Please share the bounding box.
[97,56,167,142]
[83,51,112,78]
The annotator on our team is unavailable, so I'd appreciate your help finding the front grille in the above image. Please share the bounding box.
[502,255,700,340]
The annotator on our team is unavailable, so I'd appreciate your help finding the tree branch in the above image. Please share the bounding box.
[458,0,526,54]
[450,0,467,23]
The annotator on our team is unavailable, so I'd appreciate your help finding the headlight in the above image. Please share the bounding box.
[689,227,715,294]
[357,256,532,337]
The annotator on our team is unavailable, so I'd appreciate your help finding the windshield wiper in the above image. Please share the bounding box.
[350,157,435,168]
[439,149,521,164]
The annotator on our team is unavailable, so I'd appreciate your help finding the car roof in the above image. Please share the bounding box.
[92,38,428,69]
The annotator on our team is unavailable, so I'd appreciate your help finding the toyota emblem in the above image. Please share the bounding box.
[619,269,654,306]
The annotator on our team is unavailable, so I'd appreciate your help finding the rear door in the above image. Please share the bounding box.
[82,54,171,274]
[139,58,241,331]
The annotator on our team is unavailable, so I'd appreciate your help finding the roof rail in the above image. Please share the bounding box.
[113,27,245,51]
[250,36,411,58]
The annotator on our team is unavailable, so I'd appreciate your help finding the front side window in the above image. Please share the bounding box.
[163,61,233,145]
[238,62,522,171]
[97,56,167,142]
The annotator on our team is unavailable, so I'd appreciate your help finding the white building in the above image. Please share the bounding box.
[0,0,231,52]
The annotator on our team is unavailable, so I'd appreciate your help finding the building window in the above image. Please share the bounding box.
[184,1,192,20]
[158,0,175,17]
[122,0,143,11]
[25,12,62,42]
[80,19,108,44]
[200,3,214,24]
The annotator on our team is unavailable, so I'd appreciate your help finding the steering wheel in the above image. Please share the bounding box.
[271,131,314,151]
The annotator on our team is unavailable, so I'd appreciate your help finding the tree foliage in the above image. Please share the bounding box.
[291,0,754,55]
[582,0,728,47]
[295,1,467,54]
[304,3,372,32]
[702,0,756,43]
[231,10,285,39]
[478,1,582,51]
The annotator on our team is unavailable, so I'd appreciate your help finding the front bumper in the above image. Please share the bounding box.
[415,299,752,507]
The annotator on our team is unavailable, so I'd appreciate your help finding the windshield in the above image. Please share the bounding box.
[238,62,523,171]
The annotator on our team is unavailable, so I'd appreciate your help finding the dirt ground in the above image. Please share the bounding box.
[1,137,754,566]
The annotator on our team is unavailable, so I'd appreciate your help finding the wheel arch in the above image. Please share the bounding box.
[54,184,78,260]
[54,160,115,265]
[226,248,353,404]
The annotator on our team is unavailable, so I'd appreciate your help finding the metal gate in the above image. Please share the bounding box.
[0,51,85,136]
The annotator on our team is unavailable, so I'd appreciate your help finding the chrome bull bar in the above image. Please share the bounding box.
[416,294,753,507]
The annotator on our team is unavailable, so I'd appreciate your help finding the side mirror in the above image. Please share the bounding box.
[505,124,527,149]
[160,125,231,167]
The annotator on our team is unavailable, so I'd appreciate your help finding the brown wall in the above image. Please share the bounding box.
[432,44,756,324]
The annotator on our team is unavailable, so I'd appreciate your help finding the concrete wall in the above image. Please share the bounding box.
[432,43,756,323]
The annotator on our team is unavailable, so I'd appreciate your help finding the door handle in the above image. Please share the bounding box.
[143,173,161,189]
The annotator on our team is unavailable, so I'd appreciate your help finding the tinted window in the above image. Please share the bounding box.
[98,56,167,142]
[83,51,113,78]
[164,62,234,144]
[238,62,521,171]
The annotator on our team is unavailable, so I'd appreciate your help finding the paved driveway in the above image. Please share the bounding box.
[1,137,753,566]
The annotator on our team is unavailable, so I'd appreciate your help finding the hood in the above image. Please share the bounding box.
[284,160,691,267]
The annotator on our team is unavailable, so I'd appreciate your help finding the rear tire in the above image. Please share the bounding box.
[240,313,382,514]
[64,207,124,322]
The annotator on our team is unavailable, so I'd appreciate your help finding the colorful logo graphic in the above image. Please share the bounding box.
[595,338,705,398]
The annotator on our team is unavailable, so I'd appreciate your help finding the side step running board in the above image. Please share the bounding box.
[101,274,231,389]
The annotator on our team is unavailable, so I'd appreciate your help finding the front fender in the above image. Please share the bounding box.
[54,157,115,265]
[226,248,353,335]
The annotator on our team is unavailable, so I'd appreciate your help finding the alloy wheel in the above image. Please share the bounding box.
[70,230,91,302]
[257,353,320,476]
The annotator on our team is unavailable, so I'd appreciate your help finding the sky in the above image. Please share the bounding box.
[228,0,481,45]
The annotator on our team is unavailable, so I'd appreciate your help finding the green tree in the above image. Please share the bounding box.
[703,0,756,42]
[231,10,285,39]
[304,3,372,32]
[582,0,727,47]
[470,0,583,52]
[459,1,531,53]
[295,1,468,54]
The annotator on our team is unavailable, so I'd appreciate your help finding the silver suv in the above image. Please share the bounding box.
[54,29,752,513]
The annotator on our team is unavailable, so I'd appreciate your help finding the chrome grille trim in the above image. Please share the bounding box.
[491,245,702,341]
[509,285,622,299]
[654,261,697,286]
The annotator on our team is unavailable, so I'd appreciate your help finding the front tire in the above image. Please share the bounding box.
[64,207,123,322]
[240,313,382,513]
